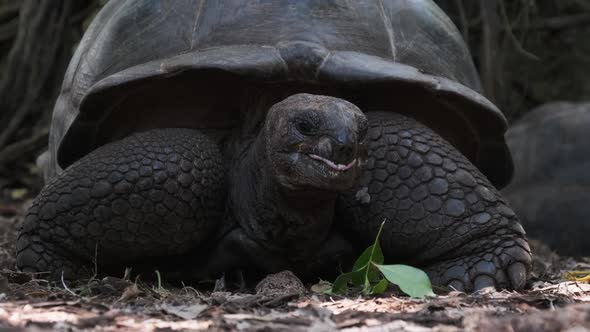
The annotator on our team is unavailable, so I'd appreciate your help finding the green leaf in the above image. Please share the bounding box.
[331,270,365,293]
[351,245,371,271]
[330,220,435,298]
[352,243,383,282]
[375,264,435,298]
[352,242,384,271]
[353,220,386,284]
[370,278,389,295]
[362,277,371,295]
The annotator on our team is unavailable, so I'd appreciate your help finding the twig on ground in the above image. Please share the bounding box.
[61,271,77,296]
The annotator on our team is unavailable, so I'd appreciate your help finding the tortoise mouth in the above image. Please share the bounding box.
[275,151,362,192]
[308,154,358,172]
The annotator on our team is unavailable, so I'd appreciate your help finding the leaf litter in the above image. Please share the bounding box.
[0,201,590,330]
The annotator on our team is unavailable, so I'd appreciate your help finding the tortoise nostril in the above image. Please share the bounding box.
[314,136,356,164]
[317,137,333,158]
[332,144,355,164]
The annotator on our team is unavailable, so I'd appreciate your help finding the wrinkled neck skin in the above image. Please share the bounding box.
[229,131,337,258]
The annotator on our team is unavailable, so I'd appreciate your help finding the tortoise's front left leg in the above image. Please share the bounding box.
[337,112,532,291]
[17,128,226,280]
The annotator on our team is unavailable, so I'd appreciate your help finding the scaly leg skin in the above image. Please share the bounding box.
[337,112,532,292]
[17,128,225,281]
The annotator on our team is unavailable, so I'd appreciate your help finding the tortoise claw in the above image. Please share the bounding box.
[473,275,496,292]
[426,240,532,292]
[447,280,465,292]
[508,262,527,290]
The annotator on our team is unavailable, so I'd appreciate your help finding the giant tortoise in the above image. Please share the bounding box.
[504,102,590,256]
[17,0,531,291]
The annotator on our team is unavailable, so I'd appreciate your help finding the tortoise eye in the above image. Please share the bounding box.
[294,112,320,135]
[295,119,318,135]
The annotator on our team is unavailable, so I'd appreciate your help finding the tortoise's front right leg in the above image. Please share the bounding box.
[17,128,226,280]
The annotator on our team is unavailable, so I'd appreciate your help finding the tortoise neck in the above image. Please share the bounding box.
[229,131,336,255]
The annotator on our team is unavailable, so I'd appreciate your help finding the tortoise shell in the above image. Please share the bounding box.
[48,0,512,187]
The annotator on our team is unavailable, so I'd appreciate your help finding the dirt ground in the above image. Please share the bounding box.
[1,195,589,331]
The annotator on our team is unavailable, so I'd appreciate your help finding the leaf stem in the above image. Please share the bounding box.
[363,220,386,286]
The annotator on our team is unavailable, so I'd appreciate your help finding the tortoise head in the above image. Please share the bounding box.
[263,93,368,192]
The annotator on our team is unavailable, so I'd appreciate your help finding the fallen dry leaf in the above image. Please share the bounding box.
[117,283,140,302]
[158,302,208,320]
[565,270,590,283]
[311,280,333,294]
[9,188,28,200]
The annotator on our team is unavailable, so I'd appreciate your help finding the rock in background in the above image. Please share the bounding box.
[503,102,590,256]
[436,0,590,122]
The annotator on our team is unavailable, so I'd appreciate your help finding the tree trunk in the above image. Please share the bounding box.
[0,0,96,192]
[479,0,501,103]
[0,0,94,180]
